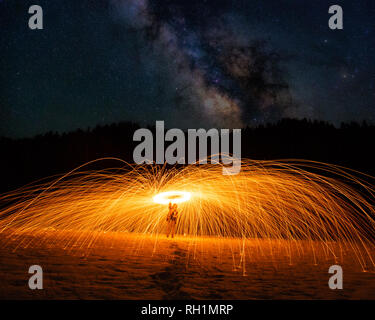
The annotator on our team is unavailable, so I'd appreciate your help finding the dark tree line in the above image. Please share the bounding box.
[0,118,374,193]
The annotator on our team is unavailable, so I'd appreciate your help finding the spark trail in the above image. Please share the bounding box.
[0,158,375,269]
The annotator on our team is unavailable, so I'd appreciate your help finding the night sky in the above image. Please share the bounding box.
[1,0,374,137]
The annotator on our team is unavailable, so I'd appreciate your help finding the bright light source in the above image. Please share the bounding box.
[153,191,191,204]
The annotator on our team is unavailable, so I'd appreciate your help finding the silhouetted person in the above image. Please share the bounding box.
[166,203,178,238]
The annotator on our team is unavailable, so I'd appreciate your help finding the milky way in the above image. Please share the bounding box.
[112,0,294,127]
[0,0,374,137]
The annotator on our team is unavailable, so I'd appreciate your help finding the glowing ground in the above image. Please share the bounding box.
[0,231,375,299]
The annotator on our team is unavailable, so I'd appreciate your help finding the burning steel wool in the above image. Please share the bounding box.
[0,157,375,269]
[153,191,191,204]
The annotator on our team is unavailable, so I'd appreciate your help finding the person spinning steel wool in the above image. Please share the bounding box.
[166,202,178,238]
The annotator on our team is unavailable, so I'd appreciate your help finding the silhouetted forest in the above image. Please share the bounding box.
[0,118,374,192]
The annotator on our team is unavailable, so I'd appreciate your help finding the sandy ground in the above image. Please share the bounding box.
[0,230,375,299]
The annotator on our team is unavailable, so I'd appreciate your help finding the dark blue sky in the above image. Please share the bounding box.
[1,0,374,137]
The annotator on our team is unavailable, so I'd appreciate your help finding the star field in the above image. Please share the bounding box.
[0,0,374,137]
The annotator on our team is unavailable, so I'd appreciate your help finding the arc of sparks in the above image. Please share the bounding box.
[1,157,375,269]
